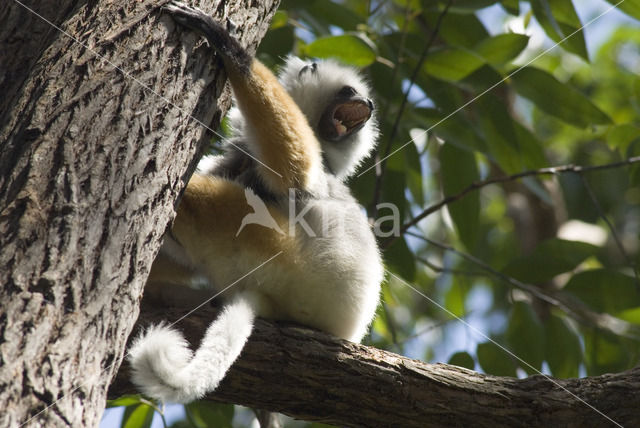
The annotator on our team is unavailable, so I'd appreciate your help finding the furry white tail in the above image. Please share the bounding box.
[128,295,255,403]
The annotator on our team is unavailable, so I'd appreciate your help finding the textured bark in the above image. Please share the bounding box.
[0,1,278,427]
[111,303,640,428]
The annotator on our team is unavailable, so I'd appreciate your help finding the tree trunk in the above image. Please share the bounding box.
[111,302,640,428]
[0,1,278,426]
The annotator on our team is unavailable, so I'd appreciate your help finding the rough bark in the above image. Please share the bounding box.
[0,1,278,427]
[110,303,640,428]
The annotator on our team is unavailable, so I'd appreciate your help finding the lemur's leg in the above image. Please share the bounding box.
[145,174,290,291]
[165,1,322,194]
[146,3,306,293]
[170,175,292,278]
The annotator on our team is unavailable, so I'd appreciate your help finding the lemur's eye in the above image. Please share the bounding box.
[298,62,318,78]
[337,86,358,98]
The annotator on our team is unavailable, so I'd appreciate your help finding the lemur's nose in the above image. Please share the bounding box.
[338,86,358,97]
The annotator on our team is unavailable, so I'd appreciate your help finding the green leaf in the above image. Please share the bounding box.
[630,141,640,188]
[511,66,612,128]
[405,140,425,207]
[474,94,523,173]
[392,0,422,10]
[477,341,518,376]
[304,34,376,67]
[501,0,520,15]
[185,401,234,428]
[107,395,145,408]
[280,0,331,34]
[424,11,489,49]
[604,0,640,21]
[382,148,407,226]
[618,306,640,324]
[348,154,376,204]
[368,59,402,99]
[513,120,548,170]
[304,0,364,31]
[258,26,295,63]
[440,142,480,250]
[584,330,632,375]
[462,63,507,92]
[502,238,598,284]
[446,0,499,13]
[121,404,154,428]
[380,32,427,62]
[564,269,640,314]
[530,0,589,61]
[423,48,485,82]
[269,10,288,29]
[413,108,486,152]
[474,33,529,65]
[505,301,545,374]
[384,236,416,281]
[544,315,582,378]
[606,124,640,153]
[449,351,475,369]
[444,276,469,318]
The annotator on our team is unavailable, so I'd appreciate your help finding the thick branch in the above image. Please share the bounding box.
[110,303,640,428]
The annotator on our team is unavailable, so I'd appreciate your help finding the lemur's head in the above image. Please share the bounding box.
[278,56,378,180]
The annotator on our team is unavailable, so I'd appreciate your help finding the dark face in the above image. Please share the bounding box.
[318,85,374,142]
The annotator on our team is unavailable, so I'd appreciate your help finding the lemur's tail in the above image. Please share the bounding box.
[128,295,255,403]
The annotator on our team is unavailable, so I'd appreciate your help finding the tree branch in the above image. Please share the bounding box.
[385,155,640,249]
[407,232,640,341]
[110,302,640,428]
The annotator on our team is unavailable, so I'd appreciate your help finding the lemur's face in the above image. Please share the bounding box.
[317,83,374,143]
[297,63,374,142]
[279,57,378,179]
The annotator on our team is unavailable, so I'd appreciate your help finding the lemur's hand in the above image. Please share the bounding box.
[163,0,250,72]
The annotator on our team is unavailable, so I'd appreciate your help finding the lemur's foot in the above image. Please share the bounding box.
[164,1,213,33]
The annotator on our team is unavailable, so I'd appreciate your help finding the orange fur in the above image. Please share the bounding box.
[227,62,322,194]
[147,58,322,297]
[173,174,294,260]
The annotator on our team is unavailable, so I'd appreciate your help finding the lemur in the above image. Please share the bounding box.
[128,1,383,403]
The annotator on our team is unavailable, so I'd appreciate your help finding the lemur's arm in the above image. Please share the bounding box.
[166,2,323,194]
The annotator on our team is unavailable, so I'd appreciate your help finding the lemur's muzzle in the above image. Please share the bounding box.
[319,96,373,142]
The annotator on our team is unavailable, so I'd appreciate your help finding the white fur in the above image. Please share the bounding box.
[279,56,378,179]
[196,154,222,175]
[128,295,255,403]
[201,56,378,180]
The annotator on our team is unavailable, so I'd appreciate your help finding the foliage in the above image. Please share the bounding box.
[108,1,640,427]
